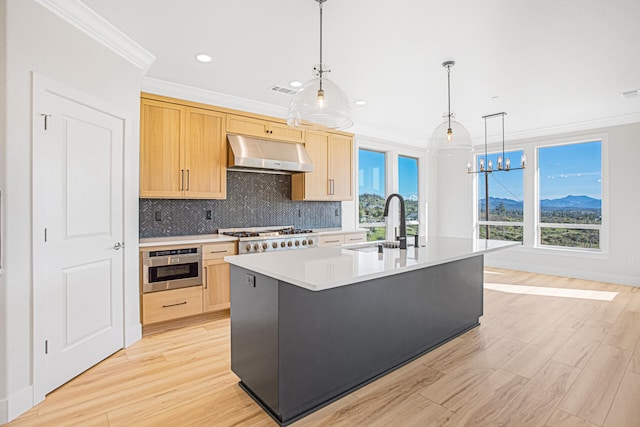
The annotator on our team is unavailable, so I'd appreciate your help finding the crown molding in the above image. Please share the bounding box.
[143,77,640,149]
[35,0,155,73]
[472,112,640,146]
[142,77,291,119]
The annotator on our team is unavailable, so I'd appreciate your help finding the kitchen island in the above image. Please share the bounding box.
[225,237,518,426]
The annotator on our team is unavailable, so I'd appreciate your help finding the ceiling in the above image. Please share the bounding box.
[82,0,640,147]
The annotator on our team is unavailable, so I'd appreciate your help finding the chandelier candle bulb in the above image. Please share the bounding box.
[521,154,527,168]
[497,156,503,170]
[479,158,485,171]
[506,157,511,170]
[466,160,472,173]
[488,160,493,171]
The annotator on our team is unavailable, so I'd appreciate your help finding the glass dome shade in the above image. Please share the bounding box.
[287,74,353,130]
[428,113,473,156]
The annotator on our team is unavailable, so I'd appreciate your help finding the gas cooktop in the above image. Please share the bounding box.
[218,227,319,254]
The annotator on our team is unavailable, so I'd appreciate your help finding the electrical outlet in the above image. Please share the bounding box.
[245,274,256,287]
[335,209,340,216]
[298,209,302,217]
[206,210,212,220]
[155,211,162,221]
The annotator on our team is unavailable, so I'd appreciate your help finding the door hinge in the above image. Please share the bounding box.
[45,340,48,354]
[40,113,51,130]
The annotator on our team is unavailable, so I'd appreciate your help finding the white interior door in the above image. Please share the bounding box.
[33,85,124,395]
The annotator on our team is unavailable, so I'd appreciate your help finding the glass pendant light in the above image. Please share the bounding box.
[428,61,472,156]
[287,0,352,130]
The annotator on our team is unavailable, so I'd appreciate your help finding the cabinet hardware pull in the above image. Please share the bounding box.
[325,239,340,243]
[329,179,335,195]
[209,250,228,253]
[203,267,208,289]
[180,169,185,191]
[186,170,190,191]
[162,301,187,308]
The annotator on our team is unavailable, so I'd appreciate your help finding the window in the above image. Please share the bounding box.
[358,149,386,241]
[537,141,602,250]
[398,156,419,237]
[477,150,524,242]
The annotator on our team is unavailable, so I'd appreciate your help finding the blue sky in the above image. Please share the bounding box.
[538,141,601,199]
[360,141,601,202]
[477,150,525,201]
[358,150,418,197]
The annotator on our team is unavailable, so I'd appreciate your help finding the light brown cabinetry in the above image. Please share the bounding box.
[291,131,353,201]
[318,231,367,247]
[140,96,226,199]
[142,286,203,324]
[226,114,304,143]
[202,242,236,313]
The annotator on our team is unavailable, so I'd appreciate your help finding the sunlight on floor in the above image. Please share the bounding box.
[484,270,504,275]
[485,282,618,301]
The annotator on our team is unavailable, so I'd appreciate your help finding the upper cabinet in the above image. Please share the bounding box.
[140,95,226,199]
[292,130,354,201]
[226,114,305,143]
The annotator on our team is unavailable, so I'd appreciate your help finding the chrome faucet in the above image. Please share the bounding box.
[383,193,407,250]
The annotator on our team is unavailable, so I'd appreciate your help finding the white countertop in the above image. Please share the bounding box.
[139,234,237,248]
[225,237,519,291]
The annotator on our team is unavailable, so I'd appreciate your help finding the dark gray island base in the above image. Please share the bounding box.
[230,255,483,426]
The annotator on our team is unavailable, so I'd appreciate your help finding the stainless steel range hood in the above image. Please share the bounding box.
[227,134,313,174]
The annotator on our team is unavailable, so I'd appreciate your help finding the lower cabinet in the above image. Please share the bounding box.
[318,231,367,247]
[142,286,203,324]
[141,241,237,325]
[202,242,236,313]
[203,260,231,312]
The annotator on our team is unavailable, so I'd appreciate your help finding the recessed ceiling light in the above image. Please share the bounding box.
[354,99,367,106]
[195,53,212,63]
[289,81,303,88]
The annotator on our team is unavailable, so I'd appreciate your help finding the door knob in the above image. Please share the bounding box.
[113,242,125,250]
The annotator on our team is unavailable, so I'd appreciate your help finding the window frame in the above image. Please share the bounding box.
[471,132,609,258]
[535,138,607,253]
[474,148,525,243]
[356,139,426,242]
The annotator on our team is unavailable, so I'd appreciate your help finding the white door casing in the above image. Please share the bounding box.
[33,75,125,400]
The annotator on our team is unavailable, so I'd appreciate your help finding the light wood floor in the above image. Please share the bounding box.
[6,268,640,427]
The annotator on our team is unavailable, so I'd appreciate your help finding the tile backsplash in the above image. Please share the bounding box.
[139,171,342,238]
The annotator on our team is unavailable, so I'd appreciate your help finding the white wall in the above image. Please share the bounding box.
[0,0,7,423]
[0,0,143,422]
[436,122,640,286]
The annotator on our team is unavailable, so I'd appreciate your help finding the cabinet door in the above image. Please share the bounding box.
[184,108,226,199]
[226,114,304,143]
[318,235,345,247]
[267,122,305,143]
[226,114,269,138]
[203,259,230,312]
[301,131,330,200]
[328,134,353,200]
[140,99,185,198]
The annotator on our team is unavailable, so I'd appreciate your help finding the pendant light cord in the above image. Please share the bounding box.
[318,0,324,92]
[447,64,452,129]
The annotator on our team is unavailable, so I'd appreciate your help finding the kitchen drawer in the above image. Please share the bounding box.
[142,286,203,324]
[202,242,237,260]
[318,235,345,247]
[344,232,367,244]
